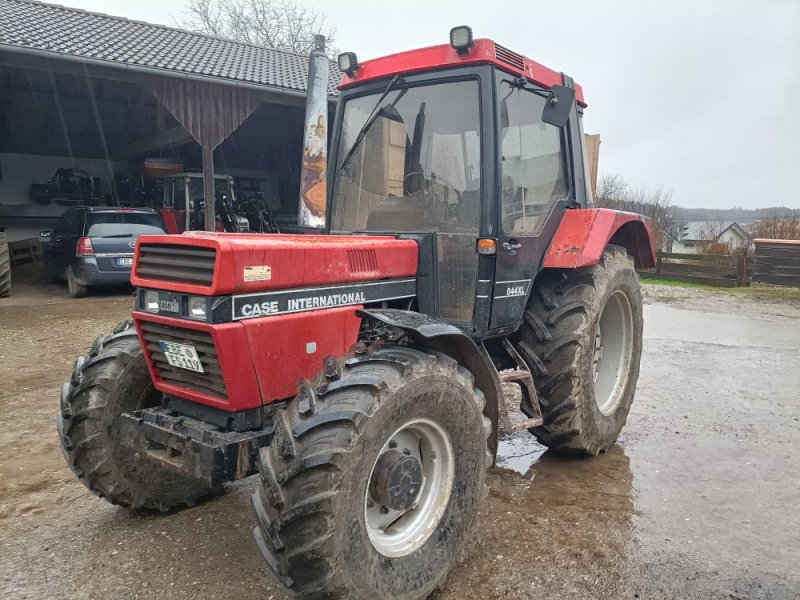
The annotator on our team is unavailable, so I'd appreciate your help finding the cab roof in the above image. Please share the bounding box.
[338,38,586,107]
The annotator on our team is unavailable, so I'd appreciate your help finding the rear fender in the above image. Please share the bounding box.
[543,208,656,269]
[357,308,501,462]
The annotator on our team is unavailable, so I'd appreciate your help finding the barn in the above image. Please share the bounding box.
[0,0,340,248]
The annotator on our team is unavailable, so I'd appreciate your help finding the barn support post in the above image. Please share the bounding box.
[202,146,215,231]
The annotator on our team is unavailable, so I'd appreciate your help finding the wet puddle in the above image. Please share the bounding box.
[495,429,547,475]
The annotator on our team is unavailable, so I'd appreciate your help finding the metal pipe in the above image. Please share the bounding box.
[297,36,329,230]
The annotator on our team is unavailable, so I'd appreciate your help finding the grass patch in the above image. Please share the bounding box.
[725,284,800,302]
[639,277,715,290]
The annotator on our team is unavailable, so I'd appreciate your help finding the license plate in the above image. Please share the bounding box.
[115,257,133,267]
[159,341,205,373]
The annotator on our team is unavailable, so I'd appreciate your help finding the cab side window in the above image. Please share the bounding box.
[499,85,568,235]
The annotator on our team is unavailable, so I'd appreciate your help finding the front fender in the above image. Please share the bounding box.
[544,208,656,269]
[356,308,501,462]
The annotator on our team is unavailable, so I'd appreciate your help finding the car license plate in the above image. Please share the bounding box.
[159,341,205,373]
[115,257,133,267]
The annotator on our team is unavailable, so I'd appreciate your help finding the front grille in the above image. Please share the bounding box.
[495,43,525,71]
[140,320,228,399]
[136,244,216,286]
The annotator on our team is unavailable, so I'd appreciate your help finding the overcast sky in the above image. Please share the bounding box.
[57,0,800,209]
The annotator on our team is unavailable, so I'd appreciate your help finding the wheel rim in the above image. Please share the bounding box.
[592,289,634,416]
[365,418,454,558]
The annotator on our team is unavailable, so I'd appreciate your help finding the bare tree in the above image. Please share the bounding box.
[750,211,800,240]
[177,0,337,55]
[595,174,674,252]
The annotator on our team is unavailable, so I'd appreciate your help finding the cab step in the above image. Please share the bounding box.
[497,339,543,433]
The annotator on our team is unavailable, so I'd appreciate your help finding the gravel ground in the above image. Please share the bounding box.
[1,278,799,599]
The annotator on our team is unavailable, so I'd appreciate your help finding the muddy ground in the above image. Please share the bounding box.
[1,278,799,599]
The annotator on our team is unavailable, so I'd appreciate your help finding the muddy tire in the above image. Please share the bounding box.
[0,230,10,297]
[57,319,213,510]
[67,266,87,298]
[251,346,491,599]
[515,245,643,455]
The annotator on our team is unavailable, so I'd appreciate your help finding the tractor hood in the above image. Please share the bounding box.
[131,232,419,296]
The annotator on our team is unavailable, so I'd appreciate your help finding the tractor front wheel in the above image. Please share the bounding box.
[516,245,643,455]
[251,346,491,599]
[58,320,213,510]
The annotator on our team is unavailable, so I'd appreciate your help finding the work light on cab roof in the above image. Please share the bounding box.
[449,25,474,54]
[337,51,359,76]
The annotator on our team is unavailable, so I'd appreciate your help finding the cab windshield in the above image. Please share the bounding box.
[330,79,482,324]
[331,79,481,234]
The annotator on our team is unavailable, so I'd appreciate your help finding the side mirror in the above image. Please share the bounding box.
[500,96,510,130]
[541,85,576,128]
[40,230,52,240]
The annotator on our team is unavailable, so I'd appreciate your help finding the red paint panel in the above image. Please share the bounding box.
[131,233,418,296]
[339,39,586,107]
[243,306,362,403]
[543,209,656,269]
[133,312,262,411]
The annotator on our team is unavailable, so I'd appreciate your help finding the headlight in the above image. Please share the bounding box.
[188,296,207,320]
[143,290,159,312]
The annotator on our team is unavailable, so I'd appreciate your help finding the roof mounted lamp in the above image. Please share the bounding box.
[450,26,474,55]
[338,52,359,76]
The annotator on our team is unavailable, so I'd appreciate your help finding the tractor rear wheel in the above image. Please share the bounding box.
[515,245,643,455]
[57,320,213,510]
[0,230,10,297]
[251,346,491,599]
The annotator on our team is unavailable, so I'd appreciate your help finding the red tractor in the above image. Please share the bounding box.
[58,27,654,599]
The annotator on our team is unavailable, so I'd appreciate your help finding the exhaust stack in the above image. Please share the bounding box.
[298,35,329,230]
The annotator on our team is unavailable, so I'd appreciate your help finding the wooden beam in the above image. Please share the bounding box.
[202,147,215,232]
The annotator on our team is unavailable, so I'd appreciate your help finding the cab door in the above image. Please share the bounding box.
[489,81,573,331]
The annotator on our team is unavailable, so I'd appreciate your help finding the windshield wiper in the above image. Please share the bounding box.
[100,233,136,238]
[339,75,404,171]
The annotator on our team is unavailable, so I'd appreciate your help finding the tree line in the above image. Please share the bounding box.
[596,174,800,254]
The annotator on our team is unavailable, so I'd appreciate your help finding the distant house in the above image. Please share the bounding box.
[665,221,750,254]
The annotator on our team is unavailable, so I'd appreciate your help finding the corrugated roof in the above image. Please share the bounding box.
[0,0,342,96]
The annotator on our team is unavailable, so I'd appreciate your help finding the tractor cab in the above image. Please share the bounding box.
[328,28,593,337]
[59,28,655,600]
